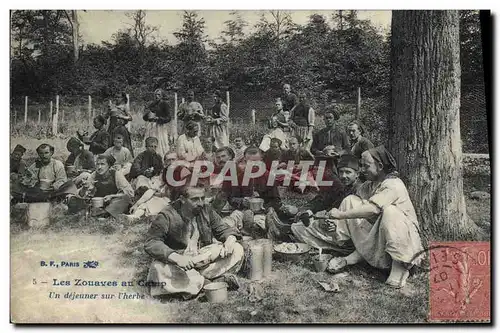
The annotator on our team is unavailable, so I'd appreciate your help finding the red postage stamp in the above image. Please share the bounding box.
[429,241,490,322]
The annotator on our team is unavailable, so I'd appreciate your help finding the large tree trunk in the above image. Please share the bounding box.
[390,10,481,241]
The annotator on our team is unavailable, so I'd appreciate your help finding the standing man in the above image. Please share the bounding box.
[281,83,298,113]
[289,91,315,150]
[177,90,204,136]
[144,89,172,159]
[206,90,229,149]
[311,110,350,156]
[348,121,374,158]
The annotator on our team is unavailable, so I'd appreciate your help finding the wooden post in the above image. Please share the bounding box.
[88,95,92,124]
[38,109,41,124]
[226,91,230,112]
[24,96,28,123]
[52,96,59,135]
[251,109,256,125]
[126,93,130,110]
[173,92,178,142]
[356,87,361,119]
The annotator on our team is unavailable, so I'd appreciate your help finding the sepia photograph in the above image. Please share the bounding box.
[9,9,491,324]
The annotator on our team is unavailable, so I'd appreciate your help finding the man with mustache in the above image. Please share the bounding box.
[145,183,243,299]
[291,154,362,253]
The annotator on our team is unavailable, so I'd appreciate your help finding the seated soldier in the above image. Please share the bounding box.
[324,147,423,288]
[200,136,217,162]
[111,117,135,158]
[126,152,177,220]
[80,154,134,218]
[277,136,317,193]
[259,116,288,152]
[208,146,235,209]
[144,182,243,299]
[11,144,77,203]
[264,138,283,170]
[311,110,349,156]
[176,121,204,163]
[214,146,234,175]
[65,137,95,186]
[348,121,374,159]
[215,147,297,240]
[78,115,111,155]
[103,133,133,175]
[291,154,362,253]
[10,144,27,181]
[129,137,163,191]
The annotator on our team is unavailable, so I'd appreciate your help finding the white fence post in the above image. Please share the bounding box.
[61,97,65,123]
[38,109,41,124]
[52,96,59,135]
[251,109,256,125]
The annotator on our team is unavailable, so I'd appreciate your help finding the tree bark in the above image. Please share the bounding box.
[390,10,481,241]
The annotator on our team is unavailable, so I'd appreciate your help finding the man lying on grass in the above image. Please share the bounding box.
[144,182,243,299]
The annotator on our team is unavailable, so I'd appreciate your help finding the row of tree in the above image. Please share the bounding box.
[10,10,484,107]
